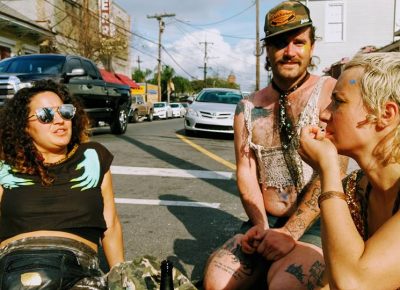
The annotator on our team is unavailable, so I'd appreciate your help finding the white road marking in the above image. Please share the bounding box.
[115,198,220,209]
[111,166,233,180]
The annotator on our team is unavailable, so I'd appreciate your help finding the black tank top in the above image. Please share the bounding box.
[0,142,113,244]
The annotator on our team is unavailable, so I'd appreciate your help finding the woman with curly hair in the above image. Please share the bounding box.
[0,79,124,289]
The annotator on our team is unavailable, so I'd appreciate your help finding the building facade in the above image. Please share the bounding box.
[301,0,398,75]
[0,0,131,74]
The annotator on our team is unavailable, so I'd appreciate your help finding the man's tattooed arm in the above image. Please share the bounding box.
[235,101,245,116]
[283,178,321,240]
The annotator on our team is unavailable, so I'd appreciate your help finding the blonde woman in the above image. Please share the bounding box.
[297,52,400,289]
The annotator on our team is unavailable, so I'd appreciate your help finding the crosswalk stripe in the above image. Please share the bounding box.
[111,166,233,180]
[115,198,220,208]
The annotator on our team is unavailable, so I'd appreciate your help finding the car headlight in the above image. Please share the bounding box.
[187,108,199,117]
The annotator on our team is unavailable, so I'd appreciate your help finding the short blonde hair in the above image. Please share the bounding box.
[344,52,400,164]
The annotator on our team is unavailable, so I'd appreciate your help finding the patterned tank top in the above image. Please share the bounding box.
[243,76,328,192]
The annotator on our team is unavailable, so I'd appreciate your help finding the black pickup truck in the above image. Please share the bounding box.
[0,54,131,134]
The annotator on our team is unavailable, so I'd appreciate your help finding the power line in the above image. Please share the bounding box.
[175,2,255,27]
[42,0,159,45]
[147,13,175,103]
[174,19,255,40]
[161,46,197,80]
[41,1,195,81]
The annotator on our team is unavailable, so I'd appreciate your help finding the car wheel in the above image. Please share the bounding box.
[147,111,153,122]
[110,104,128,134]
[131,110,139,123]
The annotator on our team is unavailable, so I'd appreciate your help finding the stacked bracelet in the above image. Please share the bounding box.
[318,191,347,207]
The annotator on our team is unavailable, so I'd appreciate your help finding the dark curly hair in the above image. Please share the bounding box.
[0,79,91,185]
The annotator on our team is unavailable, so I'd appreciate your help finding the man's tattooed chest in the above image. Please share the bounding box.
[251,106,273,122]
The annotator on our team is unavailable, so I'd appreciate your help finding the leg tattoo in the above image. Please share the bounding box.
[213,238,258,279]
[285,261,325,290]
[286,264,305,283]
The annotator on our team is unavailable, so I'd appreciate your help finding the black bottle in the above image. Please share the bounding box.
[160,259,174,290]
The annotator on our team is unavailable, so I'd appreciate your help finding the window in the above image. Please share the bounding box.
[82,60,99,79]
[65,58,82,73]
[325,1,345,42]
[0,46,11,60]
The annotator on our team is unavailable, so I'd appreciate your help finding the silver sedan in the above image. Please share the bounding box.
[184,88,243,134]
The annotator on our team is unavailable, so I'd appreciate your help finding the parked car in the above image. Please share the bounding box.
[129,95,154,122]
[181,102,189,110]
[184,88,243,134]
[153,102,173,119]
[0,54,131,134]
[170,103,186,118]
[181,102,189,115]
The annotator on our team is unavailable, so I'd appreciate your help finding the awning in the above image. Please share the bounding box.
[0,5,54,42]
[115,73,140,89]
[99,69,125,85]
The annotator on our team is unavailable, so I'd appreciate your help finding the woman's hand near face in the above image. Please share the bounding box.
[298,125,338,172]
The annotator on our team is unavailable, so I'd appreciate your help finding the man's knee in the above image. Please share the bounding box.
[267,243,325,290]
[203,234,266,290]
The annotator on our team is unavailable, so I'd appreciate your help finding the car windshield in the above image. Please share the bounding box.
[170,104,179,108]
[154,103,166,108]
[196,91,243,104]
[0,56,65,74]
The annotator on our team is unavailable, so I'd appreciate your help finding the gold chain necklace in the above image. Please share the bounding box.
[44,144,79,166]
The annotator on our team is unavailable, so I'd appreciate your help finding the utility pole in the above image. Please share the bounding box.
[147,13,175,102]
[199,41,213,88]
[255,0,260,91]
[136,56,142,71]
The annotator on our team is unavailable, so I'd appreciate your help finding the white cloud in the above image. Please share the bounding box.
[132,28,267,91]
[119,0,281,91]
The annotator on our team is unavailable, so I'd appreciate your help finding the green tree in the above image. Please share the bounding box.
[190,77,240,93]
[172,76,192,96]
[161,65,175,101]
[132,68,152,83]
[190,80,205,93]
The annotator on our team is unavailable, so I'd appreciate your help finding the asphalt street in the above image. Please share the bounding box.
[91,117,360,286]
[91,117,246,285]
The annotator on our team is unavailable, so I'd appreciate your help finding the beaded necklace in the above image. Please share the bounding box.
[271,72,310,194]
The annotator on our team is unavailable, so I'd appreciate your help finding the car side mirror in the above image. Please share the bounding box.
[187,96,194,104]
[64,68,86,83]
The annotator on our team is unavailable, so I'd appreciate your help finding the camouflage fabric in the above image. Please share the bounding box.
[107,255,197,290]
[264,0,312,39]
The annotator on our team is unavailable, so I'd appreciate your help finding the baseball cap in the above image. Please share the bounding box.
[264,1,312,40]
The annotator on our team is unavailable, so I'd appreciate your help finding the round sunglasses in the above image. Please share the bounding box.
[28,104,76,124]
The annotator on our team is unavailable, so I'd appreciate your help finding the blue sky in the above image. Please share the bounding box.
[114,0,283,91]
